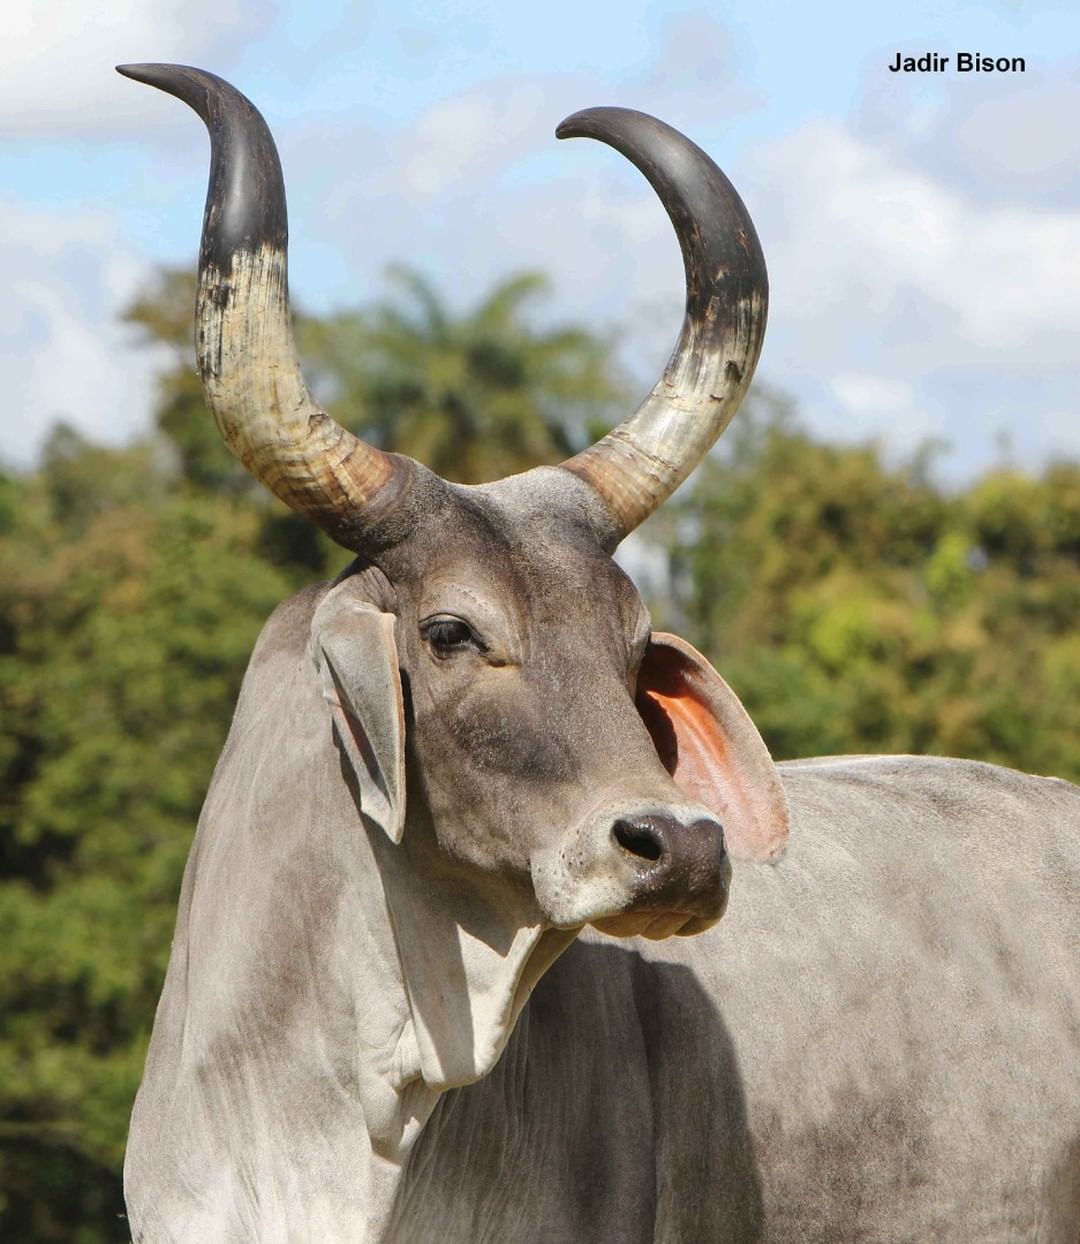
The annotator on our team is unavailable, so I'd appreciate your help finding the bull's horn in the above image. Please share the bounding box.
[116,64,404,549]
[555,108,768,540]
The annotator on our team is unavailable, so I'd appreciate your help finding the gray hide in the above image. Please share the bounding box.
[125,557,1080,1244]
[115,64,1080,1244]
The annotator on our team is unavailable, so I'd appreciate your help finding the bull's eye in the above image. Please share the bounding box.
[422,616,483,657]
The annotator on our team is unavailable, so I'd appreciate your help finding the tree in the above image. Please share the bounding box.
[299,265,627,483]
[644,395,1080,780]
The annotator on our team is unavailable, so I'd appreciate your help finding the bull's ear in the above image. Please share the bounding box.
[636,632,789,862]
[310,584,406,844]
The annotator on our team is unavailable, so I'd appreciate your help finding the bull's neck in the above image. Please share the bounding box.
[174,770,575,1241]
[357,823,578,1158]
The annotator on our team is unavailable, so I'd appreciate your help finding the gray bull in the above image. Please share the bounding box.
[118,66,1080,1242]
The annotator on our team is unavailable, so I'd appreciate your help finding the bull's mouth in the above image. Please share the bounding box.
[590,902,727,942]
[531,801,731,939]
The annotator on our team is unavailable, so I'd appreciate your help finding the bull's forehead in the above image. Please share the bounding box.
[384,469,648,657]
[421,540,645,662]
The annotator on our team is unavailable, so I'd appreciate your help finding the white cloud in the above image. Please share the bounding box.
[0,200,164,468]
[1034,410,1080,459]
[952,82,1080,184]
[855,58,1080,210]
[832,374,913,415]
[820,375,934,458]
[0,0,272,137]
[396,82,548,199]
[753,120,1080,354]
[741,118,1080,473]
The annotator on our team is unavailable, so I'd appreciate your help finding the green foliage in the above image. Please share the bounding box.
[299,265,626,483]
[649,394,1080,779]
[3,267,1078,1240]
[0,452,301,1240]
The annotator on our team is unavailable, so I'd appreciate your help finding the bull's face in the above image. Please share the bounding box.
[397,521,656,888]
[120,65,789,942]
[313,476,787,941]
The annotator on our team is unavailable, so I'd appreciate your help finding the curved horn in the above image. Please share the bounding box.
[116,64,404,549]
[555,108,768,540]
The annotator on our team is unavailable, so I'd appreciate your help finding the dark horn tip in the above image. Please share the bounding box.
[115,63,286,264]
[555,110,590,140]
[116,63,156,80]
[554,103,765,297]
[115,62,196,89]
[115,63,242,128]
[556,106,650,143]
[116,63,211,114]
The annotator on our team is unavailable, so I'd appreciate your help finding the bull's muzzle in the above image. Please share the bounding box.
[601,814,730,939]
[532,805,732,940]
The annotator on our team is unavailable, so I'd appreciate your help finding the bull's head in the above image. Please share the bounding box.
[118,65,788,1093]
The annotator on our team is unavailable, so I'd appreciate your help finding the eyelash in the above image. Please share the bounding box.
[422,617,485,655]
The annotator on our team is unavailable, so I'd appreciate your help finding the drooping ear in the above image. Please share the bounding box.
[636,632,789,862]
[310,582,406,843]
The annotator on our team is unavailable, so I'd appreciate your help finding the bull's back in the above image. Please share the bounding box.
[399,756,1080,1243]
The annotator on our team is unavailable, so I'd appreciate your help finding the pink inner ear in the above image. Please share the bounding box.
[636,649,736,811]
[636,638,790,863]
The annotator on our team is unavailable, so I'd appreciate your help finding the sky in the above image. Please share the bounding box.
[2,0,1078,482]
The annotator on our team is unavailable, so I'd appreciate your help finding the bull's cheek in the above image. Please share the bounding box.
[415,667,582,785]
[406,699,581,877]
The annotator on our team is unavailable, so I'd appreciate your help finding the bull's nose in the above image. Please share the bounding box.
[612,814,669,863]
[610,814,729,913]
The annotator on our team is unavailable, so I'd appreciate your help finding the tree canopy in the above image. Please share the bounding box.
[2,267,1077,1240]
[299,266,625,484]
[649,399,1079,776]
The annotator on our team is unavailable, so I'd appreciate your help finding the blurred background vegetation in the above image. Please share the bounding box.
[1,266,1078,1241]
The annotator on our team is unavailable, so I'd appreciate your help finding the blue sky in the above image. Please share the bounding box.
[3,0,1078,480]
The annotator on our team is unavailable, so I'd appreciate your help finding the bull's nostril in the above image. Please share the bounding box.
[613,818,664,862]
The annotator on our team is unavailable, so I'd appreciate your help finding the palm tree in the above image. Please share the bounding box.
[299,266,627,484]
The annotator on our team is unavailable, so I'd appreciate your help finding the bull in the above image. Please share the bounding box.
[117,65,1080,1243]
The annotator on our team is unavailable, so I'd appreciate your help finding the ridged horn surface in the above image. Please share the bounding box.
[555,108,768,540]
[116,63,402,548]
